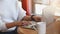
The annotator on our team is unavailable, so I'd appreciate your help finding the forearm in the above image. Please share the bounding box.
[22,15,41,22]
[22,15,32,21]
[6,21,22,29]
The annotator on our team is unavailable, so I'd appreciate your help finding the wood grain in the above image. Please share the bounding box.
[17,27,38,34]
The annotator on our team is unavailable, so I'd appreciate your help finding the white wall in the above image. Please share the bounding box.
[34,0,60,16]
[34,4,47,16]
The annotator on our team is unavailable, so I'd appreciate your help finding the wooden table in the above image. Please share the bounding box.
[17,27,38,34]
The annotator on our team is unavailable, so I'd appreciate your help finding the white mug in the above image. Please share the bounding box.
[36,22,46,34]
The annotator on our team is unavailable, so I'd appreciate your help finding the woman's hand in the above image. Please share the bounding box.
[15,21,31,26]
[33,16,41,22]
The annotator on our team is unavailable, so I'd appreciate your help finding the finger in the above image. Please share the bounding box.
[22,21,29,26]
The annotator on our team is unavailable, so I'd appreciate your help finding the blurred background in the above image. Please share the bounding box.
[18,0,60,16]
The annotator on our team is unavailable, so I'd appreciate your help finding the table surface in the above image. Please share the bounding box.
[17,27,38,34]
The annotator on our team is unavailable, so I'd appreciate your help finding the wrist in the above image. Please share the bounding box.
[31,15,35,21]
[14,21,18,26]
[14,21,22,26]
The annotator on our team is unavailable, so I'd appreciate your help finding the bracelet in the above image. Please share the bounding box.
[31,15,35,21]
